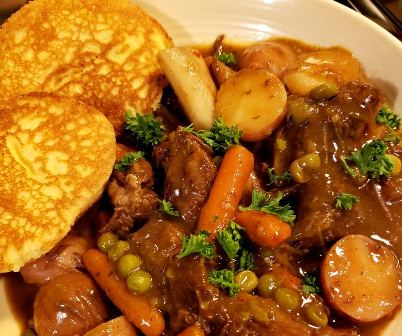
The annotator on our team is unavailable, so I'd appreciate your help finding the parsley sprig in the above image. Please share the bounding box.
[217,222,243,260]
[302,275,321,295]
[114,151,144,172]
[208,269,240,297]
[238,249,255,271]
[185,117,242,154]
[335,193,360,210]
[267,168,292,186]
[239,190,296,225]
[376,105,401,129]
[177,231,215,259]
[125,111,165,147]
[340,140,393,179]
[216,52,237,66]
[160,199,180,217]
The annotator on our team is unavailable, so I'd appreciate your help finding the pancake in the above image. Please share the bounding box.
[0,93,116,273]
[0,0,173,135]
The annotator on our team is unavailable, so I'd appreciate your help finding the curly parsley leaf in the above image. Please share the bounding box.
[239,190,296,225]
[160,199,180,217]
[376,105,401,130]
[302,275,321,294]
[384,131,400,144]
[340,140,393,179]
[217,221,243,260]
[335,193,360,210]
[267,168,292,186]
[238,249,255,271]
[216,52,237,66]
[186,117,242,154]
[125,111,165,147]
[177,231,215,259]
[114,151,144,172]
[208,269,240,296]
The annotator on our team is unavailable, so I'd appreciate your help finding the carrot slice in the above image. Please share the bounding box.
[235,210,291,248]
[197,145,254,238]
[321,235,400,323]
[83,249,165,336]
[177,325,205,336]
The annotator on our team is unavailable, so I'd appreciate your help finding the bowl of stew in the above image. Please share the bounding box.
[1,0,402,335]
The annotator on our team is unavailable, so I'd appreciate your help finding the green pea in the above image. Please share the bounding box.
[305,303,328,327]
[97,232,118,253]
[234,270,259,292]
[249,300,273,324]
[117,254,142,278]
[385,154,401,176]
[287,98,316,125]
[274,287,300,311]
[126,270,152,294]
[22,329,37,336]
[289,153,321,183]
[257,273,281,298]
[310,82,339,100]
[107,240,129,262]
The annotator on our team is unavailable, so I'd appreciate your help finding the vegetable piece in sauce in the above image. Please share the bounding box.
[208,269,240,297]
[185,117,242,154]
[84,316,138,336]
[177,231,216,259]
[159,199,180,217]
[302,275,321,294]
[267,168,292,186]
[125,112,165,147]
[216,51,236,66]
[217,221,243,260]
[340,140,393,179]
[215,69,287,142]
[321,235,401,323]
[239,190,295,224]
[376,105,401,130]
[114,151,145,172]
[157,47,216,130]
[239,249,255,271]
[335,193,360,210]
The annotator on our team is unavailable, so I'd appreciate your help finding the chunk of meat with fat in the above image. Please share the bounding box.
[20,234,90,285]
[104,158,159,237]
[130,215,185,285]
[153,129,217,227]
[34,271,108,336]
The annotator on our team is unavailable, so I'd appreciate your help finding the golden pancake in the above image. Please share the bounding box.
[0,94,116,272]
[0,0,172,134]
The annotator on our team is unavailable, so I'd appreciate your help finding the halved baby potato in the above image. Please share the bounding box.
[215,69,287,142]
[321,235,401,323]
[283,47,361,96]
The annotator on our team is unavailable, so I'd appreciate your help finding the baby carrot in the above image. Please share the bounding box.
[83,249,165,336]
[177,325,205,336]
[235,210,291,248]
[197,145,254,238]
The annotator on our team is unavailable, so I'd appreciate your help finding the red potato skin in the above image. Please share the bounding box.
[320,235,401,323]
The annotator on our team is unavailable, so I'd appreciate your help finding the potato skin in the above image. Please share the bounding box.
[321,235,401,323]
[215,69,287,142]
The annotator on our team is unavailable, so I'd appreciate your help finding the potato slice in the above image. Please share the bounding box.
[321,235,401,323]
[283,48,361,96]
[84,316,137,336]
[215,69,287,142]
[157,47,216,130]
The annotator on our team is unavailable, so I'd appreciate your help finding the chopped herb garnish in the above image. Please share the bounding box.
[383,130,400,144]
[238,249,255,271]
[340,140,393,179]
[208,269,240,296]
[160,199,180,217]
[239,190,296,225]
[376,105,401,130]
[267,168,292,186]
[216,52,236,66]
[302,275,321,294]
[335,193,360,210]
[186,117,242,154]
[217,221,243,260]
[125,111,165,147]
[177,231,215,259]
[114,151,144,172]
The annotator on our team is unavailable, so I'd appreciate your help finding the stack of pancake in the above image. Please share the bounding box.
[0,0,172,272]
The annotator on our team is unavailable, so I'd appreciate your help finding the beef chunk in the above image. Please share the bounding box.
[104,159,158,237]
[153,128,217,228]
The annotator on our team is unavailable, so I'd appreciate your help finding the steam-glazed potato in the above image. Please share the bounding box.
[321,235,401,323]
[283,48,361,96]
[215,69,287,142]
[239,41,296,78]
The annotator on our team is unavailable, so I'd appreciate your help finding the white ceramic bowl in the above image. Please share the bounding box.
[1,0,401,334]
